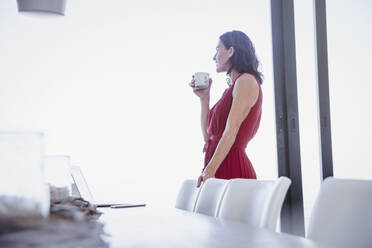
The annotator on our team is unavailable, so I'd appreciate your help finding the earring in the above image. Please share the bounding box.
[226,77,232,86]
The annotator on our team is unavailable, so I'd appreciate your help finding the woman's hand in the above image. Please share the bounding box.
[189,76,212,101]
[196,166,216,188]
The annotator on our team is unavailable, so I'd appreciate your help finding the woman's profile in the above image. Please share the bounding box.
[190,30,263,187]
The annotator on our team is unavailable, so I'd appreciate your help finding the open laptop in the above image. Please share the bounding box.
[70,165,145,208]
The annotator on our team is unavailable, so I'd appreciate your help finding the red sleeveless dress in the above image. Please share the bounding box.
[203,73,262,179]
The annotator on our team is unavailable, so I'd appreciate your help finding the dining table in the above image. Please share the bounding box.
[99,206,337,248]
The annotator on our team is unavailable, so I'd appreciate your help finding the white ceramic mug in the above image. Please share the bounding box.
[194,72,210,89]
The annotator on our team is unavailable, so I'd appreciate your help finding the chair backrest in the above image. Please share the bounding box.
[260,177,291,231]
[307,177,372,248]
[175,179,200,211]
[217,177,291,231]
[194,178,229,217]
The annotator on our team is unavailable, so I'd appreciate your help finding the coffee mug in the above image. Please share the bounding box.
[194,72,210,89]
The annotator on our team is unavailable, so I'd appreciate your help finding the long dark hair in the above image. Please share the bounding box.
[219,30,263,84]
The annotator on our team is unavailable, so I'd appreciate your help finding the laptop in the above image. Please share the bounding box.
[70,165,146,208]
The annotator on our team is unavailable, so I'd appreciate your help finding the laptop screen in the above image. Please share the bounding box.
[70,166,95,203]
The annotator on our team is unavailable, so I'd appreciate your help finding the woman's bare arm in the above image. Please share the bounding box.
[190,77,213,143]
[200,74,259,182]
[200,97,210,142]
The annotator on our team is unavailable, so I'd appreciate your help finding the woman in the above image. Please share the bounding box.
[190,30,263,187]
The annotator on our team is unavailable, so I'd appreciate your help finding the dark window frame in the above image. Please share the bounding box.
[270,0,333,235]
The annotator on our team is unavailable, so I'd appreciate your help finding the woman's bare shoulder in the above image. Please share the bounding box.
[238,73,258,84]
[234,73,259,93]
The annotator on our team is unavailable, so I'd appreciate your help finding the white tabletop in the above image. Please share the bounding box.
[99,206,335,248]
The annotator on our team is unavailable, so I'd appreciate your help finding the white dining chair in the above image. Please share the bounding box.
[217,177,291,231]
[307,177,372,248]
[174,179,201,211]
[194,178,230,217]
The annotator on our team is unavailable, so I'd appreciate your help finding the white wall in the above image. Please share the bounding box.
[0,0,277,206]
